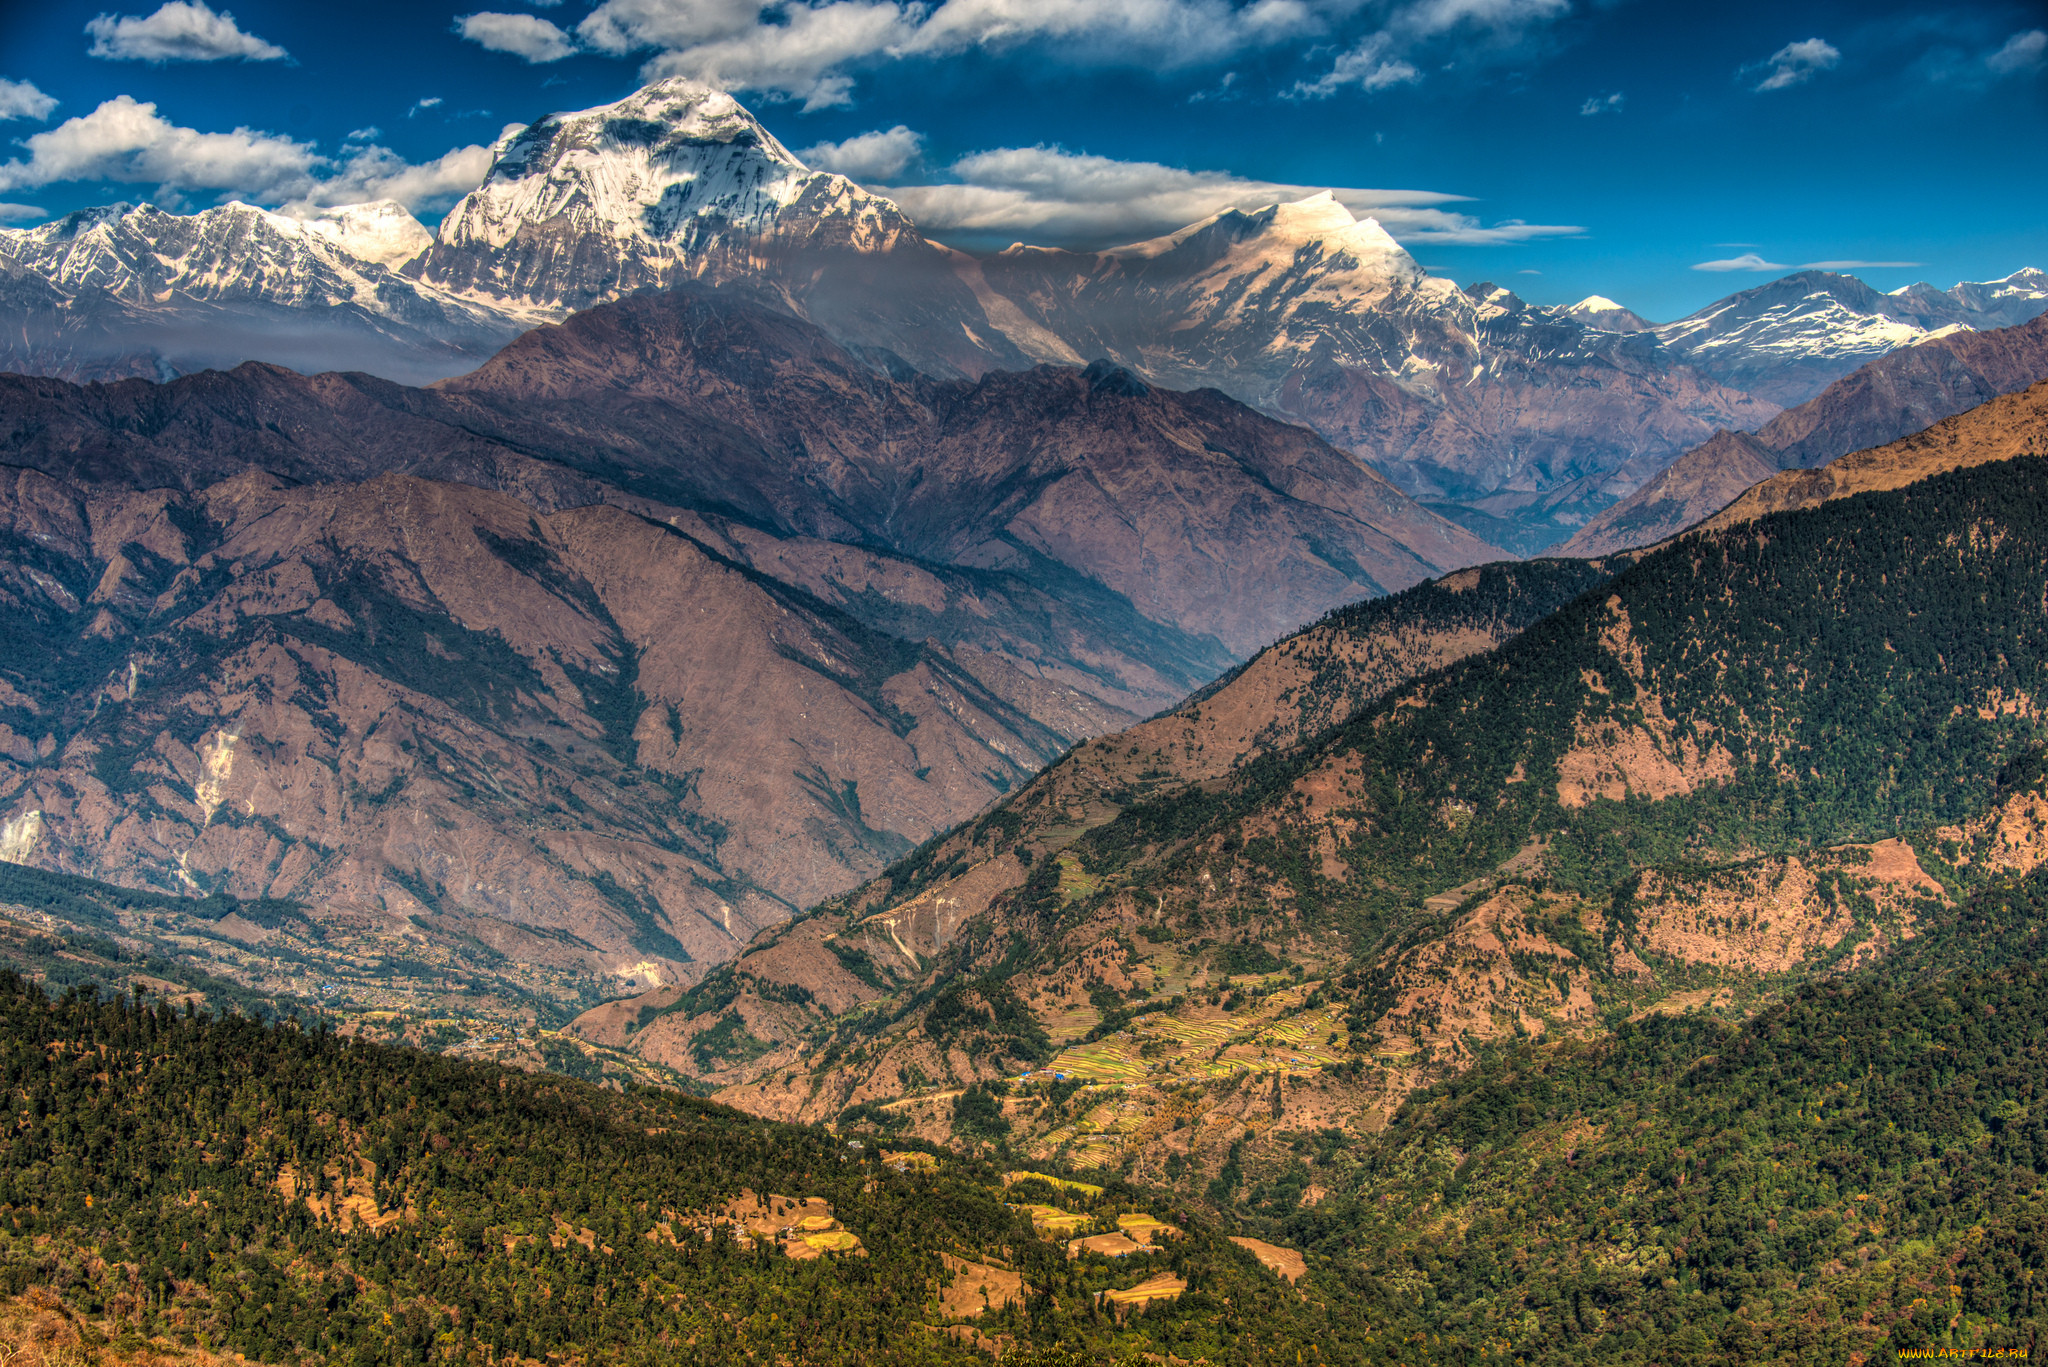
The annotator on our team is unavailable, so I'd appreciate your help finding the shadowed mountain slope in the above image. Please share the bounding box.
[567,557,1618,1073]
[1695,376,2048,533]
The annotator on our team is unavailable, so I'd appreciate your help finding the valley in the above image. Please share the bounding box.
[594,406,2048,1221]
[1,38,2045,1366]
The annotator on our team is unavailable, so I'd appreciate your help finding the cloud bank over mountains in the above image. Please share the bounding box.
[842,142,1580,247]
[3,0,2030,303]
[0,80,1567,248]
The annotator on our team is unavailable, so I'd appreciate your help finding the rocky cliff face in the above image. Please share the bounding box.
[1563,310,2048,555]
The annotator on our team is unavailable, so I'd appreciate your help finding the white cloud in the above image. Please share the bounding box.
[345,126,380,142]
[1579,90,1622,115]
[628,3,916,109]
[573,0,1354,106]
[901,0,1324,64]
[1986,28,2045,75]
[0,79,59,122]
[0,202,46,222]
[1750,37,1839,92]
[1394,0,1571,40]
[874,143,1579,247]
[1802,259,1922,269]
[85,2,289,63]
[1296,0,1569,97]
[576,0,764,54]
[1692,252,1790,272]
[0,96,317,201]
[458,12,580,63]
[0,95,494,216]
[410,97,444,116]
[799,125,923,180]
[285,138,506,214]
[1294,33,1421,97]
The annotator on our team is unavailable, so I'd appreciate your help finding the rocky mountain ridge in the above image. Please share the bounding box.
[1650,267,2048,407]
[7,77,2040,551]
[0,200,526,385]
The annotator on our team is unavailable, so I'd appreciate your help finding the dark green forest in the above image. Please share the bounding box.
[9,845,2048,1364]
[0,974,1384,1366]
[1282,856,2048,1363]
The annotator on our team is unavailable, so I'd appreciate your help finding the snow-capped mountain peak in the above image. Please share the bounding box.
[438,77,812,254]
[1940,267,2048,329]
[417,75,927,317]
[1108,191,1424,291]
[1565,294,1656,332]
[293,200,433,269]
[1653,266,2048,405]
[0,200,423,307]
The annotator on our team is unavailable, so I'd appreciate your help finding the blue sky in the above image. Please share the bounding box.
[1,0,2042,320]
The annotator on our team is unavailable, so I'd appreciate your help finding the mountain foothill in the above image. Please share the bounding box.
[2,72,2048,1367]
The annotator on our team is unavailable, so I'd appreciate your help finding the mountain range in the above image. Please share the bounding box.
[591,370,2048,1192]
[4,77,2040,553]
[0,286,1493,1013]
[5,66,2048,1367]
[3,73,2047,1055]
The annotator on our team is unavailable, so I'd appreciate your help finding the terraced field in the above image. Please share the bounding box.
[1034,979,1338,1085]
[1055,855,1101,903]
[1002,977,1363,1171]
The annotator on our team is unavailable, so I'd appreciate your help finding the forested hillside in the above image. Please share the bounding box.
[7,825,2046,1364]
[0,973,1389,1366]
[1283,859,2048,1363]
[633,448,2048,1223]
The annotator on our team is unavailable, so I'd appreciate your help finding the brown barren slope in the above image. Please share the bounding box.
[0,288,1510,1012]
[0,467,1124,1004]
